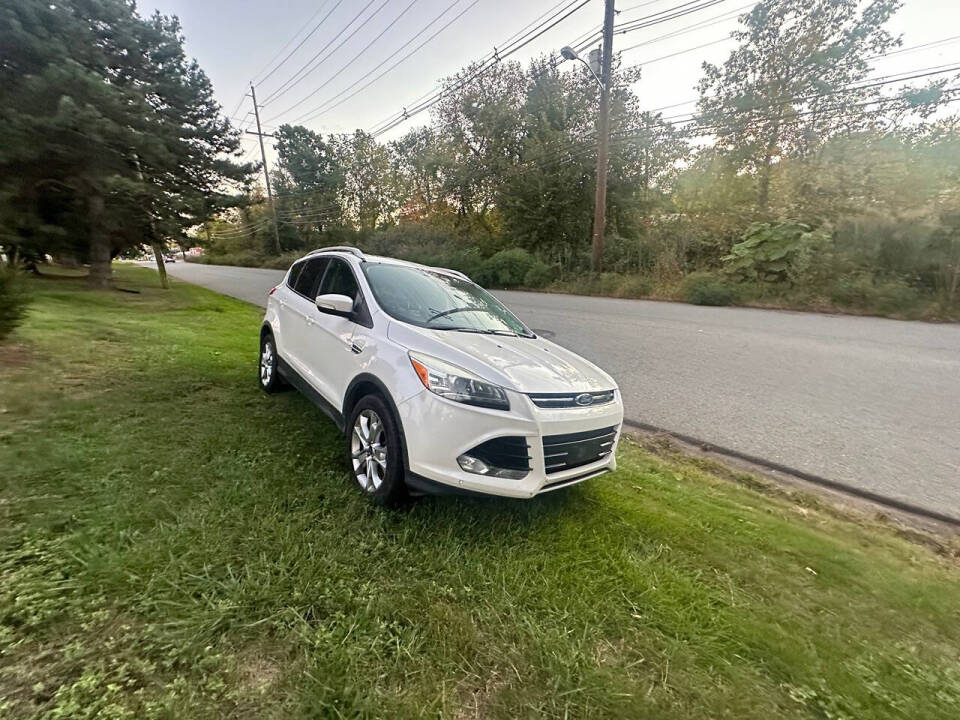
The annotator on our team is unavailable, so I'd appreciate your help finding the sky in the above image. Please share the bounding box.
[140,0,960,164]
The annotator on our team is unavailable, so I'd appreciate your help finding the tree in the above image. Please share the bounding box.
[0,0,250,287]
[697,0,901,213]
[390,127,446,219]
[272,124,343,242]
[332,131,398,231]
[433,60,527,232]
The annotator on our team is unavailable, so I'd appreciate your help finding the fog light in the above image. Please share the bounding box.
[457,454,528,480]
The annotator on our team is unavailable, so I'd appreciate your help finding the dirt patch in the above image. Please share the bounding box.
[237,653,282,695]
[0,342,34,369]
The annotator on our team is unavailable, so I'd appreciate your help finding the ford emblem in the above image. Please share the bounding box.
[575,393,593,406]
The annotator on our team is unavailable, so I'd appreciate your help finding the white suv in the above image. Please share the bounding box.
[259,246,624,504]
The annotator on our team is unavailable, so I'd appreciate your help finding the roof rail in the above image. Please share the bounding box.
[307,246,365,260]
[439,267,470,281]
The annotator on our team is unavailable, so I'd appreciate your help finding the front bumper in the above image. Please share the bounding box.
[396,387,624,498]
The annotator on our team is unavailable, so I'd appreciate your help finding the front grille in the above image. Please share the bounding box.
[465,436,531,472]
[528,390,616,409]
[542,425,617,475]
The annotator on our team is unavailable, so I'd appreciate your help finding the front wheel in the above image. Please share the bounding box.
[347,395,407,506]
[258,332,284,394]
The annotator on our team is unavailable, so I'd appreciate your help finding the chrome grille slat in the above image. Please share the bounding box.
[528,390,616,409]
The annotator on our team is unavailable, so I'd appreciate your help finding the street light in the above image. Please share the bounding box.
[560,45,603,90]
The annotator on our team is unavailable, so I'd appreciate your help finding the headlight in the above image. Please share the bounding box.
[409,352,510,410]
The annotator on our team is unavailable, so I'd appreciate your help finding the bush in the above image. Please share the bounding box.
[681,272,739,306]
[0,269,31,340]
[828,275,922,314]
[475,248,537,288]
[723,221,831,285]
[523,261,557,288]
[614,275,652,298]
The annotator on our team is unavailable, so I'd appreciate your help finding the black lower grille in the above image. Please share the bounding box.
[542,425,617,475]
[465,436,530,472]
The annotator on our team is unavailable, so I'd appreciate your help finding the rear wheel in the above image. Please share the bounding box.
[347,394,407,506]
[258,332,284,393]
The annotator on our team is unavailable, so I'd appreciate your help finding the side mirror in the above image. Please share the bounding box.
[315,293,354,316]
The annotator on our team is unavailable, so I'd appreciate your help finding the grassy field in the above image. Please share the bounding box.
[2,266,959,719]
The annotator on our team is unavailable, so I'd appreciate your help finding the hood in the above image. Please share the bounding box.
[387,321,617,394]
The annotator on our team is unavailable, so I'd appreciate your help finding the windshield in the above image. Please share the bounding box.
[362,263,534,337]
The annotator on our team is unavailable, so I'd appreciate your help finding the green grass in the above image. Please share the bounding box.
[2,266,959,719]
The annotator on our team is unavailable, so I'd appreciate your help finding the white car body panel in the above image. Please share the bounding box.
[263,250,625,498]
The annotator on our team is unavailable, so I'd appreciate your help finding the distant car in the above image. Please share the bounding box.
[258,246,624,505]
[164,255,176,263]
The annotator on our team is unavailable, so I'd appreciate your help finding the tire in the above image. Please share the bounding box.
[346,394,408,506]
[258,331,284,394]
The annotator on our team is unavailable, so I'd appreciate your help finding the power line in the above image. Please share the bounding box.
[369,0,736,139]
[368,0,596,137]
[301,0,586,131]
[367,0,583,134]
[642,57,960,115]
[615,0,730,36]
[264,0,424,124]
[259,0,385,106]
[617,2,752,54]
[312,0,477,131]
[623,36,731,70]
[251,0,340,87]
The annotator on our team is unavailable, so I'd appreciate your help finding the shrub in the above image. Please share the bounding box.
[523,261,557,288]
[0,269,31,340]
[723,221,831,285]
[828,274,922,314]
[614,275,652,298]
[475,248,537,288]
[680,272,739,306]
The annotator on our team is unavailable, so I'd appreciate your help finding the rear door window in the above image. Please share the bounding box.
[293,257,328,299]
[286,261,305,290]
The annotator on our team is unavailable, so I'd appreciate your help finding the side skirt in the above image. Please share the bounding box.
[277,358,345,432]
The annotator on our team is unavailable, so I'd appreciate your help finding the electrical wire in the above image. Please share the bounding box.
[368,0,595,137]
[300,0,583,129]
[368,0,581,134]
[252,0,340,86]
[264,0,424,124]
[259,0,384,106]
[616,2,753,54]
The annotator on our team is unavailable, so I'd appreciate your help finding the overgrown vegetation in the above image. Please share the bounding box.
[2,266,959,718]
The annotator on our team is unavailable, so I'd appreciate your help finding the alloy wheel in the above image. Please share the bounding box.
[260,340,274,386]
[351,409,387,492]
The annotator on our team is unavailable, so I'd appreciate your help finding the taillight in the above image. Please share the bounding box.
[269,286,278,296]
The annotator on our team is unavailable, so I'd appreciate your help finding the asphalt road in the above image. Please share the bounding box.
[160,261,960,517]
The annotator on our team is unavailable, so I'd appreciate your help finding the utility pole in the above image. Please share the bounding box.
[249,84,282,255]
[591,0,616,272]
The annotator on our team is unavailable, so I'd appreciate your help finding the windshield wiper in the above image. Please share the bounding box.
[432,326,486,333]
[427,306,494,323]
